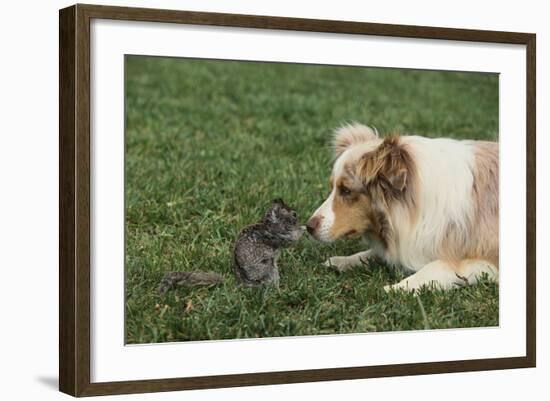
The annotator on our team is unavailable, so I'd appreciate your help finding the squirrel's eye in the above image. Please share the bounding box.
[339,186,352,196]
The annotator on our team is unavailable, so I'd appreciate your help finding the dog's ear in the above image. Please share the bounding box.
[333,123,378,158]
[357,136,411,194]
[381,167,408,192]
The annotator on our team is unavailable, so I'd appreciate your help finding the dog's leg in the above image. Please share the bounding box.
[384,260,461,292]
[324,250,372,273]
[456,259,498,285]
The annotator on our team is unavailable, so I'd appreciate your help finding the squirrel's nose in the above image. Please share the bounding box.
[306,216,321,234]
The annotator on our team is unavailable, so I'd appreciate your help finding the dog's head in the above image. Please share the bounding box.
[306,123,414,244]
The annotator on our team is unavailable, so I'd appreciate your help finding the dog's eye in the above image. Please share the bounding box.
[339,186,352,196]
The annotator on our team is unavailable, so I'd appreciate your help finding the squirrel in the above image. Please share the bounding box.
[158,198,305,293]
[233,198,306,287]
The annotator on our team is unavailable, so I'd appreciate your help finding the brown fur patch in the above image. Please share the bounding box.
[357,136,417,218]
[367,207,393,251]
[358,137,410,189]
[439,141,499,267]
[329,191,373,240]
[470,141,499,266]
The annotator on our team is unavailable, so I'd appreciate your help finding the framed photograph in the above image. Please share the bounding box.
[59,4,536,397]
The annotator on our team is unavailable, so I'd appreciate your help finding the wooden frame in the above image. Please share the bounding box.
[59,3,536,397]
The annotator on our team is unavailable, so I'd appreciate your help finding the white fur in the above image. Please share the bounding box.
[312,189,335,243]
[334,122,379,144]
[312,150,353,243]
[325,250,373,273]
[389,136,476,271]
[384,260,460,292]
[384,259,498,292]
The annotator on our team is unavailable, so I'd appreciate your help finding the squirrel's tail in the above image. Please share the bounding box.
[159,271,224,294]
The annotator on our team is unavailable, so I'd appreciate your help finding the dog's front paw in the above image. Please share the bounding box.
[324,256,355,273]
[383,281,418,294]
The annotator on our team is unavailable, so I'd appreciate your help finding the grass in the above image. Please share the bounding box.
[124,56,499,344]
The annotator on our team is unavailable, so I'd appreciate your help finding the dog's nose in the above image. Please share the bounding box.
[306,216,321,234]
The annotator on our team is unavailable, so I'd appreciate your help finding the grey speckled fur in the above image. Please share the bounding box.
[158,271,224,294]
[233,199,305,287]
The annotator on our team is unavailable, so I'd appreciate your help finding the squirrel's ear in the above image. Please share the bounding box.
[264,199,283,221]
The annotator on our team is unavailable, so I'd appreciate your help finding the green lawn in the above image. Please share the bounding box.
[125,56,499,344]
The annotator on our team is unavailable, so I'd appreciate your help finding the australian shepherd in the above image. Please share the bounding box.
[306,123,499,292]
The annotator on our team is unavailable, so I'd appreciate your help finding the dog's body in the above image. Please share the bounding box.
[306,123,499,291]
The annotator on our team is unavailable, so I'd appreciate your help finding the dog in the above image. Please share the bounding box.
[306,123,499,292]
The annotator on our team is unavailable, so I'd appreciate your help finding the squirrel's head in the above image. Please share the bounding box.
[264,198,299,227]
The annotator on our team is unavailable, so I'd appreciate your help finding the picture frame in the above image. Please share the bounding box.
[59,3,536,397]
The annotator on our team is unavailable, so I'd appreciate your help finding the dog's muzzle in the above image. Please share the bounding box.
[306,216,321,235]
